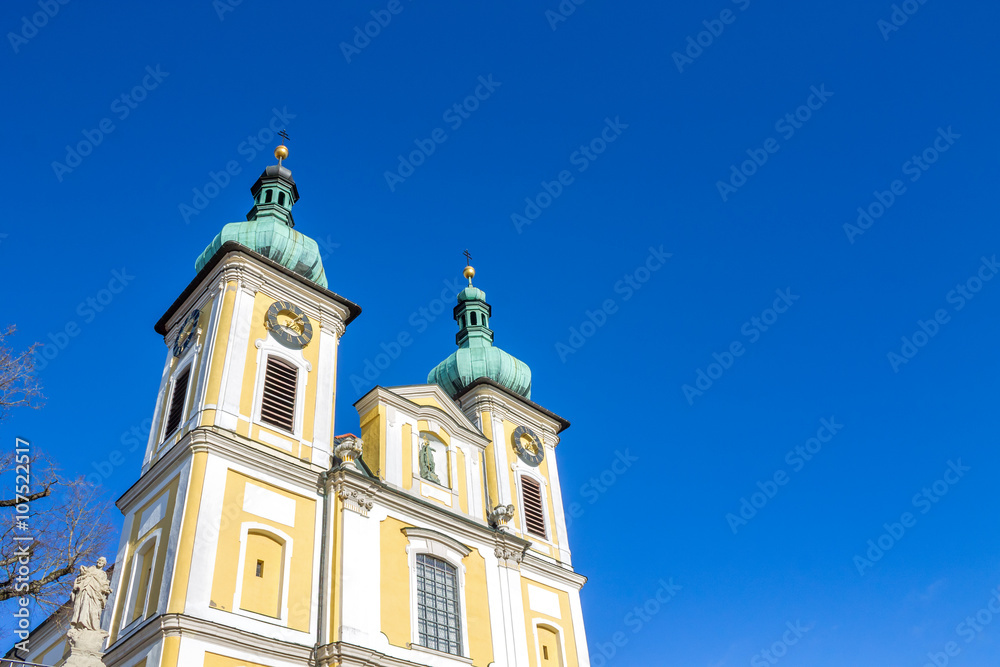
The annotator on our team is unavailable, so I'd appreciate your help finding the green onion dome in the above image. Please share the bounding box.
[428,268,532,399]
[195,160,327,288]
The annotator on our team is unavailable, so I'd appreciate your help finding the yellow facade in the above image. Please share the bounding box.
[209,469,316,632]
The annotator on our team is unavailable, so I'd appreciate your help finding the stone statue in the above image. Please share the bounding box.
[64,557,111,667]
[70,556,111,631]
[418,438,441,485]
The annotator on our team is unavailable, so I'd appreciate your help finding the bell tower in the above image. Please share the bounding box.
[100,143,361,667]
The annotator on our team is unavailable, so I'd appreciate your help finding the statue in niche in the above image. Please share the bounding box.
[419,437,442,485]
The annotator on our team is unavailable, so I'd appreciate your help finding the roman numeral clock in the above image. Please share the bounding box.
[265,300,313,348]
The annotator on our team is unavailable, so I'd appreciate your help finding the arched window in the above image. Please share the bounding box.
[125,537,157,625]
[265,189,273,203]
[415,554,462,655]
[239,530,285,618]
[278,191,286,206]
[538,624,564,666]
[470,312,477,326]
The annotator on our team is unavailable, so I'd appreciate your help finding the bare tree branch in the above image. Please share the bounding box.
[0,324,44,418]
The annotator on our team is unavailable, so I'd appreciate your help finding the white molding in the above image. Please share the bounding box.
[250,341,311,441]
[121,529,161,633]
[231,521,294,625]
[157,355,196,446]
[531,618,571,667]
[402,529,472,659]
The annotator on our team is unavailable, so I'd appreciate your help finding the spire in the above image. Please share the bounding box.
[195,137,328,288]
[455,256,494,347]
[245,140,298,227]
[427,259,532,399]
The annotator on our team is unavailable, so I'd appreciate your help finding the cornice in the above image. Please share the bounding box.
[354,386,490,449]
[118,427,326,511]
[155,242,361,336]
[157,613,314,662]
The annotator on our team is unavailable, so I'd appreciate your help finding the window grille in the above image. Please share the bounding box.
[415,554,462,656]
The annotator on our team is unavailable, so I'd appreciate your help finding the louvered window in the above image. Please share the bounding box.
[260,356,297,432]
[521,476,547,539]
[163,367,190,436]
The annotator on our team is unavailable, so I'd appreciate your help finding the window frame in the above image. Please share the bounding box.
[231,521,294,626]
[158,358,194,445]
[121,530,160,631]
[402,527,472,659]
[250,342,311,443]
[532,620,569,667]
[517,469,551,542]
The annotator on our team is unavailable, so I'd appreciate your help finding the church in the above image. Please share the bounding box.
[12,143,592,666]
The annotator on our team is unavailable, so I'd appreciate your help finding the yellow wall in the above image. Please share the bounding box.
[204,652,271,667]
[165,450,207,616]
[502,418,560,555]
[480,410,499,507]
[240,291,322,457]
[408,396,443,409]
[110,477,180,642]
[463,549,494,666]
[359,406,383,477]
[209,469,316,631]
[379,517,411,648]
[203,283,237,419]
[520,579,579,667]
[239,531,285,617]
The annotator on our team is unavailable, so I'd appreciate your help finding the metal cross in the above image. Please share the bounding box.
[463,249,472,265]
[278,129,291,143]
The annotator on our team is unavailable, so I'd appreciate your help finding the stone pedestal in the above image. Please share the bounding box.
[64,627,109,667]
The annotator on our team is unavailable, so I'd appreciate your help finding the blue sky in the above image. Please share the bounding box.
[4,0,1000,664]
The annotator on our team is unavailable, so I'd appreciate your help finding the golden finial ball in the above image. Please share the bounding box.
[275,145,289,161]
[463,265,475,280]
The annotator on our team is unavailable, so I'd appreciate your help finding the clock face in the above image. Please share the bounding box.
[512,425,544,467]
[265,300,313,349]
[172,309,200,357]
